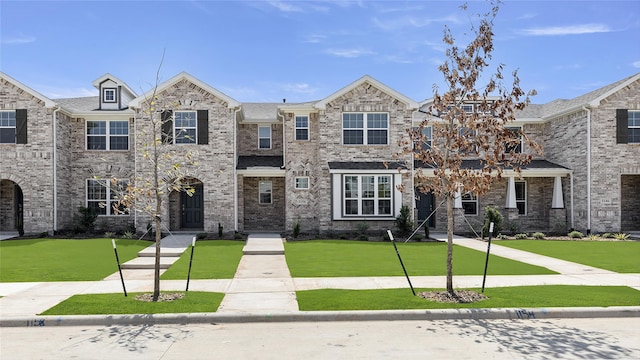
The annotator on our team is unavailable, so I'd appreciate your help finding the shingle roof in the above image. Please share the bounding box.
[414,159,569,170]
[55,97,99,112]
[237,156,284,169]
[241,103,280,122]
[328,161,408,170]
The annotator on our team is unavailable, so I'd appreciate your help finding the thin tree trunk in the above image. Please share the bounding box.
[153,216,161,302]
[446,194,454,295]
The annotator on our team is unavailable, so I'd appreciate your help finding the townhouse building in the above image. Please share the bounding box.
[1,71,638,237]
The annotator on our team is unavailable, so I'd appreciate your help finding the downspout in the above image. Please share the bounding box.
[278,110,286,169]
[133,110,138,231]
[52,106,60,233]
[583,106,591,234]
[570,172,574,230]
[233,107,241,232]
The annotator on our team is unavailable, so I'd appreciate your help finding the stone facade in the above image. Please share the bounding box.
[1,71,639,237]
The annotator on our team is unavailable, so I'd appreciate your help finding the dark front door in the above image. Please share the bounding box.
[416,189,435,227]
[182,184,204,229]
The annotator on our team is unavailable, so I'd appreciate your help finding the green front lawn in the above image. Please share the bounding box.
[160,240,244,280]
[40,291,224,315]
[0,239,149,282]
[497,240,640,273]
[285,240,556,277]
[297,286,640,311]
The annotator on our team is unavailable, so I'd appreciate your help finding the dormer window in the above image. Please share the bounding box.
[103,88,116,103]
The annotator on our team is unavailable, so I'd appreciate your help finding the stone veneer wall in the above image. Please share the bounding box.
[621,175,640,230]
[242,177,285,231]
[237,123,283,156]
[0,78,55,234]
[587,79,640,232]
[314,82,415,235]
[133,79,236,236]
[0,180,16,230]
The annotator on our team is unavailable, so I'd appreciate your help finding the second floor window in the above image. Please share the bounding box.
[629,110,640,143]
[295,116,309,141]
[174,111,197,144]
[259,126,271,149]
[504,127,523,154]
[86,120,129,150]
[0,110,16,144]
[343,112,388,145]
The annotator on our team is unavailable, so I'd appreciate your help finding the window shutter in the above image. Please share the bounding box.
[616,109,628,144]
[197,110,209,145]
[15,109,27,144]
[161,110,173,144]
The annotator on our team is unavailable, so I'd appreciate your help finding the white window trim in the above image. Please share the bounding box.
[505,126,523,154]
[515,180,527,215]
[86,179,128,216]
[629,110,640,143]
[86,120,129,151]
[259,181,272,204]
[294,176,310,190]
[258,125,272,149]
[103,88,117,103]
[342,112,389,146]
[295,115,309,141]
[0,110,16,144]
[461,192,478,216]
[330,172,402,220]
[174,111,197,144]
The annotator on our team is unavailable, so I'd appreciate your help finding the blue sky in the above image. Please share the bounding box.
[1,0,639,104]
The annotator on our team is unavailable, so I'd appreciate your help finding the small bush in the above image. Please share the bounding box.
[587,234,601,241]
[122,231,135,239]
[395,205,414,235]
[568,230,584,239]
[496,234,509,240]
[601,233,613,239]
[293,220,301,238]
[382,231,391,242]
[74,206,97,233]
[482,206,503,238]
[532,232,545,240]
[197,232,208,240]
[613,233,630,240]
[358,221,369,234]
[358,234,369,241]
[514,233,529,239]
[104,231,115,238]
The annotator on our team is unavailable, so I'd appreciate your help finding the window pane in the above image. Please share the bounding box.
[378,200,391,215]
[515,182,526,201]
[87,136,106,150]
[345,176,358,198]
[110,121,128,135]
[629,111,640,127]
[345,200,359,215]
[361,176,375,198]
[295,177,309,189]
[259,181,272,204]
[629,129,640,143]
[516,202,526,215]
[362,200,375,214]
[343,113,363,128]
[176,129,196,143]
[343,130,363,144]
[87,121,106,135]
[258,126,271,137]
[296,129,309,140]
[367,129,388,144]
[175,112,196,127]
[462,202,477,215]
[0,111,16,126]
[87,201,107,215]
[295,116,308,128]
[367,113,387,128]
[0,128,15,143]
[109,136,128,150]
[378,176,391,198]
[259,138,271,148]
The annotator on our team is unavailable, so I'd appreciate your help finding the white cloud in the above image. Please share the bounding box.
[304,34,326,44]
[325,48,375,58]
[632,61,640,68]
[43,87,97,99]
[519,24,612,36]
[1,35,36,44]
[553,64,583,71]
[282,82,317,94]
[267,1,304,12]
[372,14,461,31]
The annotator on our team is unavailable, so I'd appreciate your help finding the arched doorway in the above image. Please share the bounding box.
[169,178,204,230]
[0,180,23,234]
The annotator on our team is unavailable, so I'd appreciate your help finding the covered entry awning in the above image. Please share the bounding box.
[237,156,285,177]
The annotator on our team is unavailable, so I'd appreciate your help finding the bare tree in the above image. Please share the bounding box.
[110,58,197,302]
[398,1,542,295]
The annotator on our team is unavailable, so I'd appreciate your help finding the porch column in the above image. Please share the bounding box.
[454,188,462,209]
[552,176,564,208]
[505,176,517,209]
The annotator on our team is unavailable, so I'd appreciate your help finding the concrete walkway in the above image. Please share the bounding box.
[1,232,639,325]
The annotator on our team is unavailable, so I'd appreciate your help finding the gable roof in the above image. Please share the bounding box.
[0,71,56,108]
[314,75,419,110]
[128,71,241,109]
[91,73,137,98]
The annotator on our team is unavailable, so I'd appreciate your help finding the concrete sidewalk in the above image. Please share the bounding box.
[1,233,639,326]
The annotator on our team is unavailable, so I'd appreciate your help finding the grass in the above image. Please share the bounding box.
[284,240,556,277]
[0,238,149,282]
[160,240,244,279]
[296,286,640,311]
[40,291,224,315]
[496,240,640,273]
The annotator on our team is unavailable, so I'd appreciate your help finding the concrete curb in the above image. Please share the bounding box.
[2,306,639,328]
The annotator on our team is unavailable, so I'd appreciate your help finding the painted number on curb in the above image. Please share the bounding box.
[27,319,46,327]
[515,309,536,319]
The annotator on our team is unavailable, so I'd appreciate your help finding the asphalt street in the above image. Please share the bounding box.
[1,317,639,359]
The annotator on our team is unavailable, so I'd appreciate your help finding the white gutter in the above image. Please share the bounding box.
[570,172,574,229]
[52,106,60,233]
[233,107,241,232]
[583,106,591,234]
